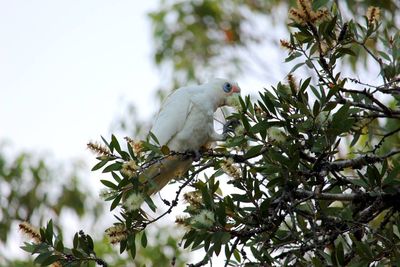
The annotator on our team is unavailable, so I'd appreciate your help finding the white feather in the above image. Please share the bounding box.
[151,78,239,152]
[144,78,240,194]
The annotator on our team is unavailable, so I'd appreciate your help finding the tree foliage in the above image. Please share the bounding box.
[149,0,399,89]
[18,0,400,266]
[0,147,102,266]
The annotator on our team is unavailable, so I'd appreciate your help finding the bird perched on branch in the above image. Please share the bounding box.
[144,78,241,194]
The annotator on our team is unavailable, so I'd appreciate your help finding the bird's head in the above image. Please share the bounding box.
[206,78,241,109]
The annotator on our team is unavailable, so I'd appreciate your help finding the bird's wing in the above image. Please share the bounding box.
[141,155,193,195]
[151,88,194,147]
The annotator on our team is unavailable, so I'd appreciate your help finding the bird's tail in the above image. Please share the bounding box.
[141,155,193,195]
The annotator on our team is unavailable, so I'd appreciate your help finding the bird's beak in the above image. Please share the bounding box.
[232,84,241,93]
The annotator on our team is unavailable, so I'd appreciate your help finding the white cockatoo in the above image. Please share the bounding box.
[142,78,241,194]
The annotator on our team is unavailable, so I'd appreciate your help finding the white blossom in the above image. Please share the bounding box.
[105,224,127,244]
[220,158,241,180]
[124,193,144,212]
[192,210,215,227]
[267,127,287,143]
[99,188,116,200]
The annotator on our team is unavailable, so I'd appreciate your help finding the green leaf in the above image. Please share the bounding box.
[45,220,53,245]
[311,256,324,267]
[73,233,79,249]
[91,160,109,171]
[335,241,345,266]
[201,184,213,209]
[336,47,357,57]
[87,235,94,251]
[141,232,148,248]
[71,248,85,258]
[233,249,241,262]
[250,246,263,261]
[213,240,222,256]
[305,59,314,69]
[350,131,361,147]
[250,121,268,136]
[300,77,312,93]
[330,104,352,134]
[326,84,340,101]
[220,232,231,244]
[261,90,277,115]
[285,52,302,62]
[323,101,337,111]
[313,0,330,10]
[20,242,38,253]
[355,241,374,260]
[183,230,196,249]
[40,228,46,243]
[34,251,53,265]
[110,134,121,153]
[128,234,136,260]
[215,201,227,226]
[42,255,61,266]
[289,62,305,73]
[144,195,157,212]
[101,135,111,149]
[120,239,127,254]
[367,165,381,187]
[103,162,122,173]
[313,100,320,117]
[110,193,123,211]
[244,145,263,159]
[54,237,64,252]
[112,171,122,183]
[310,85,321,100]
[325,15,337,37]
[31,242,49,254]
[101,179,118,190]
[378,50,391,61]
[148,131,160,145]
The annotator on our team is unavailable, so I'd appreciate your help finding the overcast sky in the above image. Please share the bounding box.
[0,1,161,161]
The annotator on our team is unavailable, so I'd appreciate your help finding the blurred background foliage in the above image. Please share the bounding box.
[2,0,399,266]
[148,0,398,89]
[0,146,98,265]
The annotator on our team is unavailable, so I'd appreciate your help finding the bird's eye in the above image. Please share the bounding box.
[223,82,232,93]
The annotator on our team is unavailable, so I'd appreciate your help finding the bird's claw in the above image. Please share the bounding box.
[223,119,241,135]
[189,150,202,161]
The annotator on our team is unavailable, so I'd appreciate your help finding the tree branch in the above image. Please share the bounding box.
[373,126,400,152]
[340,87,394,115]
[143,161,214,226]
[322,150,400,171]
[294,189,358,201]
[334,97,400,120]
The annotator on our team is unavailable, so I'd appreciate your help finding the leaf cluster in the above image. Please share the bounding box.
[21,220,106,267]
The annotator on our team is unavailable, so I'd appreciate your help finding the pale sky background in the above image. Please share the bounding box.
[0,1,159,161]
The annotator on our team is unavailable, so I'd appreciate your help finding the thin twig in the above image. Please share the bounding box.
[322,149,400,171]
[295,189,358,201]
[144,161,214,226]
[373,126,400,152]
